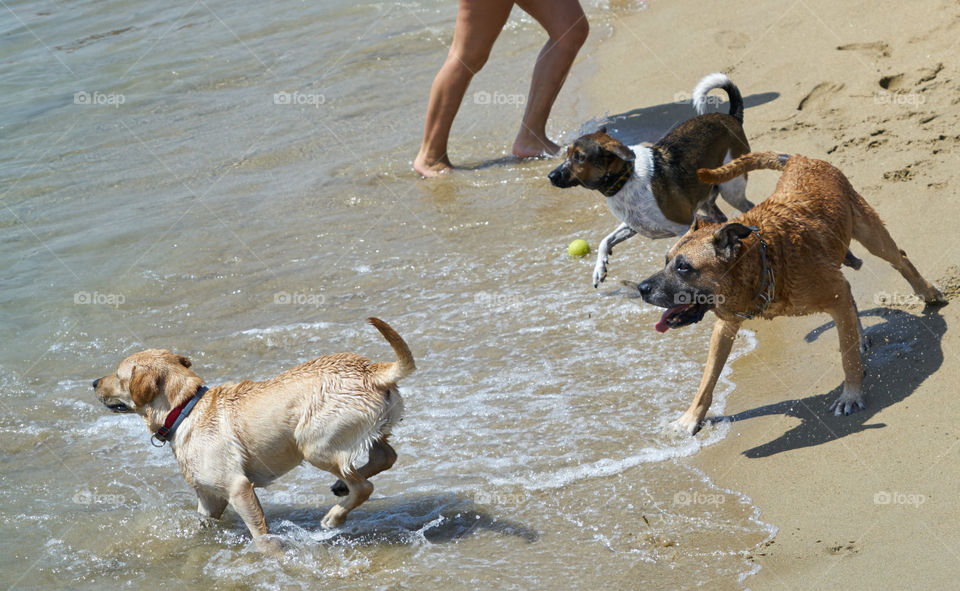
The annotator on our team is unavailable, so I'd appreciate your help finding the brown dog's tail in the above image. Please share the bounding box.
[367,317,415,387]
[697,152,792,184]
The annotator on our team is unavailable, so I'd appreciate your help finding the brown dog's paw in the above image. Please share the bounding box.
[926,290,948,307]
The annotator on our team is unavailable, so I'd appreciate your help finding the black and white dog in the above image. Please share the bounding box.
[549,73,755,287]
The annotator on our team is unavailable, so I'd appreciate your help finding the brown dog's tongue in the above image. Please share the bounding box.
[655,305,688,333]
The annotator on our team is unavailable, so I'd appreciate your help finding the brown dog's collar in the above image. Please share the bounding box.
[735,227,775,320]
[152,385,208,447]
[600,161,634,197]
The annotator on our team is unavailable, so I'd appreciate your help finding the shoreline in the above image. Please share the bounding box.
[585,0,960,586]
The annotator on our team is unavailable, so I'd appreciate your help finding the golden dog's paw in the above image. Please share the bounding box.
[321,509,347,530]
[671,413,703,437]
[330,479,349,497]
[255,535,286,558]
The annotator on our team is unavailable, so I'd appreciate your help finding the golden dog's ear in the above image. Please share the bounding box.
[176,355,191,368]
[129,365,161,407]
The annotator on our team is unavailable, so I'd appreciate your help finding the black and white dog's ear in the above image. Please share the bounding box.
[689,215,707,233]
[712,222,753,259]
[607,142,635,163]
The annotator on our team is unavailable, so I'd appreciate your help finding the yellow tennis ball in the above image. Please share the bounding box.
[568,239,590,257]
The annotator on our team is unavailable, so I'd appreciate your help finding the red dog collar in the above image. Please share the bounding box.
[152,385,208,447]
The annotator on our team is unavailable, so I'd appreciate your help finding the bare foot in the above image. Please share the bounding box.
[512,135,561,159]
[414,151,453,178]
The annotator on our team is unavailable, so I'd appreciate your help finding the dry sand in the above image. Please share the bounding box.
[586,0,960,586]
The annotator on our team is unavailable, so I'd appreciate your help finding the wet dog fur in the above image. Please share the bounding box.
[92,317,414,554]
[637,152,945,435]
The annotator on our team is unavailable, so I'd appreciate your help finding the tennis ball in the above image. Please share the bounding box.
[568,239,590,257]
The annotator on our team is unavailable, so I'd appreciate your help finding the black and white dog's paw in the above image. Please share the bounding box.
[593,255,609,288]
[829,387,866,416]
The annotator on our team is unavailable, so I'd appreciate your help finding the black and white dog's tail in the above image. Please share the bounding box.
[692,73,744,123]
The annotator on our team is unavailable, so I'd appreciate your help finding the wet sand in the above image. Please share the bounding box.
[588,0,960,585]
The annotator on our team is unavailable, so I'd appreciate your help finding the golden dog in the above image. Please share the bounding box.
[638,152,945,435]
[93,317,414,554]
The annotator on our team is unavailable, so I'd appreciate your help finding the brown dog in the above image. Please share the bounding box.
[92,317,414,554]
[637,152,945,435]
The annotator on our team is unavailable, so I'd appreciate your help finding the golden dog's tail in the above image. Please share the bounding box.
[697,151,791,184]
[367,317,415,387]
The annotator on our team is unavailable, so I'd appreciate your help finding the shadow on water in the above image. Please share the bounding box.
[260,492,540,546]
[707,306,947,458]
[456,91,781,172]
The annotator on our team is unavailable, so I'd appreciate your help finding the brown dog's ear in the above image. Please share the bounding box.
[606,141,635,163]
[129,365,161,407]
[176,355,191,368]
[598,125,608,134]
[712,222,754,259]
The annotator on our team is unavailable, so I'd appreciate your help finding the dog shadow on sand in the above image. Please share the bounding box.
[600,91,780,146]
[707,306,947,458]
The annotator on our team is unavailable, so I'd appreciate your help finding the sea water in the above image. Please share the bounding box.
[0,1,773,588]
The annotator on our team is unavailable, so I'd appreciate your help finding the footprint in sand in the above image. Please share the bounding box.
[881,63,943,92]
[916,63,944,84]
[837,41,891,58]
[713,30,750,51]
[797,82,844,111]
[882,162,924,183]
[936,265,960,301]
[826,541,861,556]
[879,73,905,90]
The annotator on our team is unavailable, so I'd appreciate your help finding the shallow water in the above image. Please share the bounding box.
[1,1,773,588]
